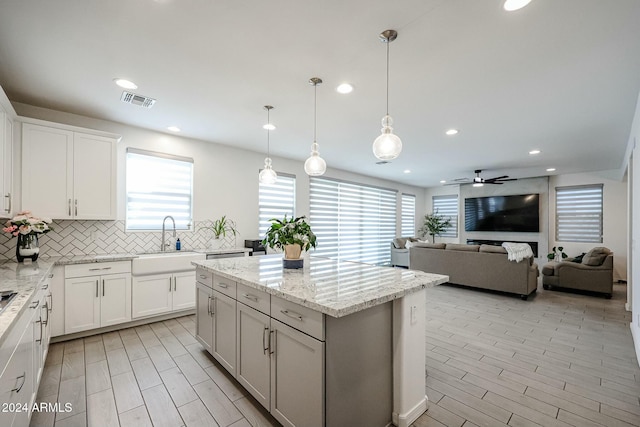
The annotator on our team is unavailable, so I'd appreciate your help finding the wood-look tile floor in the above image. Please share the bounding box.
[29,282,640,427]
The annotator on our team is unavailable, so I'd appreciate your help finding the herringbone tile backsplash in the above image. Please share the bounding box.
[0,220,239,260]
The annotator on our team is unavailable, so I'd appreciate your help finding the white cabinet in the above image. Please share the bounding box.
[22,121,117,220]
[64,262,132,334]
[0,107,13,218]
[132,271,196,319]
[50,266,64,337]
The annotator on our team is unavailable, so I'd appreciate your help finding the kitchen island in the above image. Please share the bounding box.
[193,254,448,427]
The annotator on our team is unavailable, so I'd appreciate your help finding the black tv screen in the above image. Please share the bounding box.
[465,194,540,232]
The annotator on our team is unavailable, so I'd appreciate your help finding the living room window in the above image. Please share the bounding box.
[126,148,193,231]
[555,184,603,243]
[401,194,416,236]
[310,177,397,265]
[432,195,458,238]
[258,173,296,238]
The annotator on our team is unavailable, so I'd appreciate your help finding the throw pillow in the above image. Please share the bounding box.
[582,247,611,266]
[570,252,586,263]
[405,241,414,249]
[392,238,407,249]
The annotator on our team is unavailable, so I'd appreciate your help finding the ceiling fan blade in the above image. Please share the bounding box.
[488,175,509,181]
[486,181,504,184]
[496,178,518,182]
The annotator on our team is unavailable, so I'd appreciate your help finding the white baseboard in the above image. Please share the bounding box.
[392,396,428,427]
[631,322,640,368]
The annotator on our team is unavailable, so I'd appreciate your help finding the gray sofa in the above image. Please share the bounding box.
[542,247,613,298]
[409,243,539,300]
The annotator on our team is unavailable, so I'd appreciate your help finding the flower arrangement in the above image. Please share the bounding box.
[3,211,53,237]
[262,215,317,253]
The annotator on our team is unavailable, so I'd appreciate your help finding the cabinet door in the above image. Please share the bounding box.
[64,276,101,334]
[73,132,116,220]
[22,123,73,219]
[1,112,12,217]
[212,291,236,377]
[195,282,214,353]
[270,319,324,427]
[236,303,270,409]
[172,271,196,311]
[100,273,132,327]
[50,266,64,337]
[132,274,172,319]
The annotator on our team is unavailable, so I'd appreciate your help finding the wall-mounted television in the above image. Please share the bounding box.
[465,194,540,232]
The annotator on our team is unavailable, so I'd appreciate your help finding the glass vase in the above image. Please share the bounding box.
[16,234,40,262]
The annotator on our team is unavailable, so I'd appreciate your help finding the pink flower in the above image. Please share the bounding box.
[19,225,32,235]
[12,231,18,237]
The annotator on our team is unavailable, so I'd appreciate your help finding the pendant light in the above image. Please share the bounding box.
[259,105,278,185]
[372,29,402,161]
[304,77,327,176]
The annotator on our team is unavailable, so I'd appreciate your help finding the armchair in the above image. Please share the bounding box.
[542,247,613,298]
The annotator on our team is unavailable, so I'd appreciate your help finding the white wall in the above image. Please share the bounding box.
[548,171,628,281]
[11,102,426,243]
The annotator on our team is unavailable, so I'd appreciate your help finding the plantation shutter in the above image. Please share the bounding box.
[432,195,458,237]
[310,177,397,266]
[259,173,296,238]
[555,184,603,243]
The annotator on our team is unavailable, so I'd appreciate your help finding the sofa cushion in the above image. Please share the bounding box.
[446,243,480,252]
[392,238,407,249]
[479,244,508,254]
[413,242,446,249]
[582,247,611,266]
[541,263,555,276]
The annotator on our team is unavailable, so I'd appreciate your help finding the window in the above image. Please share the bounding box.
[310,177,397,266]
[555,184,603,243]
[401,194,416,237]
[126,149,193,231]
[259,173,296,238]
[432,195,458,237]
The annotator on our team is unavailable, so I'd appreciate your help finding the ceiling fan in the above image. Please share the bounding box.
[449,170,517,185]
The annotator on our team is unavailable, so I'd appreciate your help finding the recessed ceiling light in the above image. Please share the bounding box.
[336,83,353,94]
[167,126,180,132]
[503,0,532,12]
[403,169,411,174]
[546,168,556,172]
[529,149,541,155]
[440,180,447,184]
[263,124,276,130]
[113,78,138,90]
[445,129,459,136]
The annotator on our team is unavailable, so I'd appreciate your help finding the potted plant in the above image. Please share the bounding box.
[201,215,238,249]
[262,215,317,268]
[547,246,567,262]
[418,209,452,243]
[3,210,53,262]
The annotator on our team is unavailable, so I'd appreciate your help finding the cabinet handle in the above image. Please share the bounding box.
[217,282,228,289]
[199,274,207,279]
[35,317,42,343]
[48,273,54,278]
[269,330,275,355]
[89,267,112,271]
[68,199,71,216]
[96,280,99,298]
[169,278,172,292]
[280,309,303,321]
[42,302,49,325]
[174,277,176,292]
[48,293,53,311]
[30,300,39,309]
[210,296,215,316]
[263,326,269,355]
[242,293,258,302]
[75,199,78,216]
[4,193,10,213]
[42,283,49,290]
[102,279,105,296]
[206,296,211,315]
[12,373,26,393]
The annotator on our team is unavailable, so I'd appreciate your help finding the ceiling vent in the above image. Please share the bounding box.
[376,160,390,165]
[120,91,156,108]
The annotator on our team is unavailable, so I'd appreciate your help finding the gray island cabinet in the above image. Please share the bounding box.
[193,255,447,427]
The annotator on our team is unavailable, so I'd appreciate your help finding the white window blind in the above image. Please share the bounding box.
[555,184,603,243]
[126,149,193,231]
[259,173,296,238]
[432,195,458,238]
[401,194,416,237]
[310,177,397,266]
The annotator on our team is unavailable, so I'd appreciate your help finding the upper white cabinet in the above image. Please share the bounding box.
[0,104,13,218]
[22,121,118,220]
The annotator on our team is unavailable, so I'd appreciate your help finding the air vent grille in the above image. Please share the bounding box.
[376,160,389,165]
[120,91,156,108]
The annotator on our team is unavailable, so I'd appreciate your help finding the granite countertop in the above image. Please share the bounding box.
[193,254,448,318]
[0,260,54,346]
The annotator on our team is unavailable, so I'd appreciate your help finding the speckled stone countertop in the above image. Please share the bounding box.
[193,254,449,318]
[0,260,54,346]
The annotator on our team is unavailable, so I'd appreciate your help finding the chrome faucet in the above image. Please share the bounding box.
[161,216,176,251]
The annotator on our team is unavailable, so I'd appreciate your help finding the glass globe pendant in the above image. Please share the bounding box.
[373,29,402,161]
[304,77,327,176]
[259,105,278,185]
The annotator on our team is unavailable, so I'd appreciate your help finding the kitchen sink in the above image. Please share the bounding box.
[132,251,205,275]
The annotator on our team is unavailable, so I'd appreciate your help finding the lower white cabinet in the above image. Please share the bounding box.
[132,271,195,319]
[64,262,131,334]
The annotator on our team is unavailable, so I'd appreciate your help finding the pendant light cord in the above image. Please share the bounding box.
[314,82,317,143]
[386,39,390,116]
[266,108,271,157]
